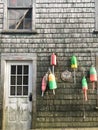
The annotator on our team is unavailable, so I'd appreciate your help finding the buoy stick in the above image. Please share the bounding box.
[74,69,76,84]
[84,89,87,101]
[53,89,55,95]
[41,91,44,97]
[83,93,86,119]
[52,66,54,74]
[92,82,95,90]
[96,80,98,109]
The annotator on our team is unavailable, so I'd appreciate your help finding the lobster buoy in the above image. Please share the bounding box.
[41,73,48,96]
[71,55,77,84]
[48,72,57,91]
[90,66,97,90]
[71,55,77,69]
[82,76,88,101]
[51,53,56,66]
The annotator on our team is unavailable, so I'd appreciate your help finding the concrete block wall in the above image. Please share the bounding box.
[1,0,98,129]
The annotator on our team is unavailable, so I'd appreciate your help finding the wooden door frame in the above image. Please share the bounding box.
[1,53,37,130]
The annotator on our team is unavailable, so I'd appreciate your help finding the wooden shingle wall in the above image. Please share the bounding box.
[0,1,3,129]
[1,0,98,129]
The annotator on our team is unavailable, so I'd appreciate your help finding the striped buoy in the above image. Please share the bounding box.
[71,55,77,84]
[48,73,57,90]
[82,76,88,101]
[90,66,97,90]
[71,55,77,69]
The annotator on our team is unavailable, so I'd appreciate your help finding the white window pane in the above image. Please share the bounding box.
[17,0,23,7]
[23,86,28,95]
[24,19,32,29]
[10,86,16,95]
[11,76,16,85]
[8,9,32,29]
[8,0,17,6]
[17,76,22,85]
[8,0,32,7]
[17,65,22,74]
[17,86,22,95]
[11,65,16,74]
[8,20,16,29]
[24,0,32,7]
[24,65,29,74]
[8,10,16,19]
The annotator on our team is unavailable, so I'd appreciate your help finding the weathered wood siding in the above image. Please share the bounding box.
[1,0,98,129]
[0,1,3,129]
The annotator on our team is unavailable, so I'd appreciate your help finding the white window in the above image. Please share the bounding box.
[10,64,29,96]
[3,0,36,32]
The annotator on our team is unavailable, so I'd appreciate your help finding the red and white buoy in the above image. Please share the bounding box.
[41,73,48,96]
[51,53,56,66]
[82,76,88,101]
[90,65,97,90]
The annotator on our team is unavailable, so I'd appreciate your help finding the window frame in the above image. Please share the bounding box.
[3,0,36,34]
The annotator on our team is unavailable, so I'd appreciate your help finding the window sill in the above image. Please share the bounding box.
[1,30,38,35]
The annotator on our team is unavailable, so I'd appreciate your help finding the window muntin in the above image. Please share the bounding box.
[10,65,29,96]
[7,0,32,30]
